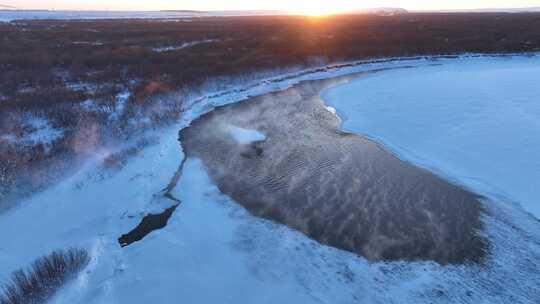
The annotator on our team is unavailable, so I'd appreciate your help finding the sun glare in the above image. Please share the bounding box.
[289,2,349,17]
[299,7,333,16]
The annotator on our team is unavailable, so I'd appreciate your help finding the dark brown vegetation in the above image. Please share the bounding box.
[0,13,539,206]
[1,13,540,111]
[0,248,90,304]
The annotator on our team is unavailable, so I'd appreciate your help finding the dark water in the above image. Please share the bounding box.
[118,204,179,247]
[180,75,488,264]
[118,155,185,247]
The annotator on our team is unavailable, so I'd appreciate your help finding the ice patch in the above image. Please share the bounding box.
[325,105,337,115]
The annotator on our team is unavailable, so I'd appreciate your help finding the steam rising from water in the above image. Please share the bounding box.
[180,76,487,264]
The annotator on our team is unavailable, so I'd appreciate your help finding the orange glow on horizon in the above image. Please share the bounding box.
[287,3,349,17]
[7,0,540,13]
[291,8,338,17]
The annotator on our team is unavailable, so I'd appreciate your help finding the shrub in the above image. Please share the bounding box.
[0,248,90,304]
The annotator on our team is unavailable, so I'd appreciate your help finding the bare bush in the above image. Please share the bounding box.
[0,248,90,304]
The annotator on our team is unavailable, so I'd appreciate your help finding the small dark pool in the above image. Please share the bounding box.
[118,204,179,247]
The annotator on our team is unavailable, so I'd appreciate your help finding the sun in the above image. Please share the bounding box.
[300,7,333,16]
[288,2,348,17]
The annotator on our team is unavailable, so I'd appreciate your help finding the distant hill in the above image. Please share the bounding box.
[473,7,540,12]
[419,7,540,13]
[0,4,17,10]
[354,7,409,16]
[160,10,208,14]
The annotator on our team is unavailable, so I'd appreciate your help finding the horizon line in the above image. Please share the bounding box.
[1,6,540,13]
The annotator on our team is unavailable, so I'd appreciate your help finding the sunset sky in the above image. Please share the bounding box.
[4,0,540,12]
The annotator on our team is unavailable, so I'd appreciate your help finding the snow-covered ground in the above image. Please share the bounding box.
[71,41,105,46]
[1,54,539,303]
[322,55,540,219]
[152,39,219,53]
[1,115,65,152]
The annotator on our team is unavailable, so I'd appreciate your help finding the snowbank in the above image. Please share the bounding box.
[322,55,540,219]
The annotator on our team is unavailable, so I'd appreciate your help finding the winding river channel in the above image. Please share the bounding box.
[179,72,487,265]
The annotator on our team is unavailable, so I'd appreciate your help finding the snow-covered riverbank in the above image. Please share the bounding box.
[1,54,539,303]
[322,55,540,219]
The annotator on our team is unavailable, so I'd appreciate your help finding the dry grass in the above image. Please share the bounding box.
[0,248,90,304]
